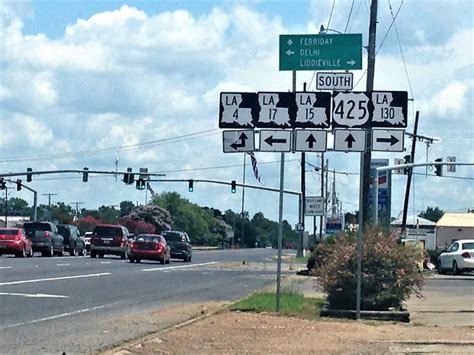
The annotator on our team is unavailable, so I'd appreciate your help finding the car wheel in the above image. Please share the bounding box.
[166,256,170,264]
[27,248,34,257]
[160,257,165,264]
[452,261,460,275]
[90,251,96,258]
[99,253,104,258]
[58,245,65,257]
[437,262,445,274]
[187,255,192,262]
[129,258,135,263]
[136,259,141,263]
[70,245,76,256]
[79,245,85,256]
[16,248,26,258]
[49,245,54,257]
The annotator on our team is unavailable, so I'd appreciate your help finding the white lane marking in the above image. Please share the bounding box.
[141,261,217,272]
[0,292,69,298]
[100,261,111,264]
[0,272,111,286]
[0,266,12,270]
[56,263,70,266]
[3,304,107,329]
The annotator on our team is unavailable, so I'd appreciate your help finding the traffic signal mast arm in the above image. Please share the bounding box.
[148,178,301,197]
[373,161,474,224]
[0,169,166,179]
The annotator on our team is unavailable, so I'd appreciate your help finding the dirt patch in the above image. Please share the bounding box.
[108,309,474,354]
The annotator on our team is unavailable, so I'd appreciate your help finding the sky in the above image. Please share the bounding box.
[1,0,473,231]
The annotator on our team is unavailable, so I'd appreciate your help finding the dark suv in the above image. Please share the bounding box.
[58,224,86,256]
[161,231,192,262]
[90,224,130,259]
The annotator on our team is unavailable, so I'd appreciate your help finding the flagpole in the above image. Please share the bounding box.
[241,154,246,247]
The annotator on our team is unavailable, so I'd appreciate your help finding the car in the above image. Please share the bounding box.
[129,234,171,264]
[90,224,131,259]
[0,227,34,257]
[58,224,86,256]
[437,239,474,275]
[23,221,65,257]
[161,230,192,262]
[83,231,93,253]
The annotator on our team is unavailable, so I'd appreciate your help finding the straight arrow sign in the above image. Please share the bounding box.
[344,134,356,148]
[295,130,327,152]
[334,129,366,152]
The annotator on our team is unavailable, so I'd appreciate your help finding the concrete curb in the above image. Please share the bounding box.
[320,303,410,323]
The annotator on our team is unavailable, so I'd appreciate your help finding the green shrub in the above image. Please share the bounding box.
[314,226,423,311]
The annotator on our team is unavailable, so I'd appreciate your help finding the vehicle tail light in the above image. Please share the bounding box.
[44,231,50,239]
[155,243,164,252]
[14,235,21,241]
[120,238,125,247]
[461,252,471,258]
[130,242,135,249]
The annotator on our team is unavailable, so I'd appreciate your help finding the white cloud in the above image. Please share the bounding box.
[419,81,468,117]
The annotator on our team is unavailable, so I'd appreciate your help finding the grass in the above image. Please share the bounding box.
[287,255,310,264]
[231,292,325,319]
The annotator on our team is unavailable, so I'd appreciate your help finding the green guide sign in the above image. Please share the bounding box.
[279,33,362,71]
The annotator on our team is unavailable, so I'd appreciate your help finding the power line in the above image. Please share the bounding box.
[375,0,404,56]
[389,0,414,99]
[326,0,336,29]
[344,0,356,33]
[0,129,220,163]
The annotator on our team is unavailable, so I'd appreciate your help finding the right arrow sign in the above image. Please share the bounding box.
[371,129,405,152]
[334,129,366,152]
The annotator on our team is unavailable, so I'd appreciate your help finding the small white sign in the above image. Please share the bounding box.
[259,130,291,152]
[222,130,255,153]
[295,130,327,152]
[317,72,353,91]
[305,196,324,216]
[371,129,404,152]
[333,129,366,152]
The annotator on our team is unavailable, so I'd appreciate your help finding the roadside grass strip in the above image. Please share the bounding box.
[232,292,325,319]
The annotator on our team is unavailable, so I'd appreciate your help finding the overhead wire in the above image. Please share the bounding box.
[326,0,336,29]
[344,0,356,33]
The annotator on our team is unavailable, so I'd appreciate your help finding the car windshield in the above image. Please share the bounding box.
[94,226,122,237]
[162,231,185,242]
[24,223,51,232]
[0,229,19,236]
[461,242,474,250]
[136,235,161,243]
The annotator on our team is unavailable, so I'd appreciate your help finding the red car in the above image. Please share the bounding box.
[129,234,171,264]
[0,228,34,258]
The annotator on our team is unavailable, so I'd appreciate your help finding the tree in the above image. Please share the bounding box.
[74,215,102,233]
[313,226,423,311]
[97,205,120,223]
[0,198,30,216]
[50,202,74,224]
[418,206,444,222]
[120,201,135,217]
[124,204,172,234]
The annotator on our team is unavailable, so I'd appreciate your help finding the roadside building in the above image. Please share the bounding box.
[0,215,30,228]
[391,216,436,250]
[435,212,474,249]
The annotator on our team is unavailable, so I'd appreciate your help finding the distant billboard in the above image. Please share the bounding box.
[368,159,392,224]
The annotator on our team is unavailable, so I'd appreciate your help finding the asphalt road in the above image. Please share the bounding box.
[0,248,293,354]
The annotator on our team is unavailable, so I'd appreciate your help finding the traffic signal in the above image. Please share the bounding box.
[82,167,89,182]
[0,178,5,190]
[26,167,32,182]
[16,179,22,191]
[136,178,145,190]
[434,158,443,177]
[188,179,194,192]
[403,155,412,175]
[124,167,134,184]
[231,180,236,193]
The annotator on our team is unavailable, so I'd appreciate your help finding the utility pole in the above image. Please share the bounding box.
[319,154,325,241]
[357,0,378,321]
[3,186,7,227]
[401,111,419,235]
[331,169,337,215]
[42,193,57,208]
[241,154,246,247]
[297,83,307,258]
[71,201,84,216]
